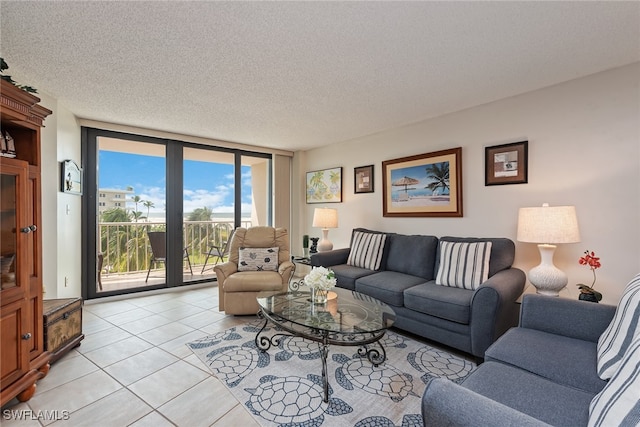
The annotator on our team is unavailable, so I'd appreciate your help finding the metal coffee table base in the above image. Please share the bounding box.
[254,310,388,403]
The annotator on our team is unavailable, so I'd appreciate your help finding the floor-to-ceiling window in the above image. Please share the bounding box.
[82,128,273,299]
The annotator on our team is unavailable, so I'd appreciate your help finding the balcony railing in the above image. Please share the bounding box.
[98,220,252,276]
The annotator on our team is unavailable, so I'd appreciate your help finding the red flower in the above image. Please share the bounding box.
[579,250,601,270]
[578,250,602,290]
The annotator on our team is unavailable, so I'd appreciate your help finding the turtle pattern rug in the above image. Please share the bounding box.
[187,320,476,427]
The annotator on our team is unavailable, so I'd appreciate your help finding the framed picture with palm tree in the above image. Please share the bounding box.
[306,167,342,203]
[382,147,462,217]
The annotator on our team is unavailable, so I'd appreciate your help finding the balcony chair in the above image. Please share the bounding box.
[201,229,235,274]
[214,226,294,315]
[145,231,193,282]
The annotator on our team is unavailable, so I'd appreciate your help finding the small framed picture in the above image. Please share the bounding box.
[354,165,374,194]
[485,141,528,186]
[61,160,83,195]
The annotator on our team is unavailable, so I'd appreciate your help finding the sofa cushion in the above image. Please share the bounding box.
[462,361,594,427]
[438,236,515,277]
[355,271,427,307]
[223,271,285,292]
[385,234,438,279]
[347,230,387,270]
[404,282,473,324]
[238,247,279,271]
[435,241,492,290]
[485,327,607,394]
[597,273,640,380]
[422,378,553,427]
[330,264,376,290]
[589,334,640,426]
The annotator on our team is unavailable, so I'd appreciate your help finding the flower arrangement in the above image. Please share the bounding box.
[576,250,602,302]
[304,266,336,291]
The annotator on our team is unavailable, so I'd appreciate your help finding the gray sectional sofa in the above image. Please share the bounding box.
[310,228,526,358]
[422,291,640,426]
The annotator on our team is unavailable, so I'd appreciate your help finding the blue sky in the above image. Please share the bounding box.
[390,162,449,194]
[99,151,253,216]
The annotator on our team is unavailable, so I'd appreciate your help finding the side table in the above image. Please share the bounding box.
[516,284,575,303]
[289,255,312,290]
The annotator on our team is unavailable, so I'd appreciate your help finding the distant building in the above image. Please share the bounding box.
[98,188,134,214]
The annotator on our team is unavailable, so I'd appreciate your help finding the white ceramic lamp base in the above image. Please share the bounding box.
[317,229,333,252]
[529,244,568,296]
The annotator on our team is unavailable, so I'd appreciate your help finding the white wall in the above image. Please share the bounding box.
[37,93,82,299]
[28,62,640,304]
[294,63,640,305]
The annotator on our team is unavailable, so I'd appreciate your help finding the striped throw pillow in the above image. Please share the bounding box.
[589,334,640,426]
[596,273,640,380]
[347,231,386,271]
[435,241,492,290]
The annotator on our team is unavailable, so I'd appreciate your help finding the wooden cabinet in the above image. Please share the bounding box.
[1,80,52,407]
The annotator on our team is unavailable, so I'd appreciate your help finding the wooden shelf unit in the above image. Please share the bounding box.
[1,80,53,407]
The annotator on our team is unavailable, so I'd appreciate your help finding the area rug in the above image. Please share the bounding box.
[187,320,476,427]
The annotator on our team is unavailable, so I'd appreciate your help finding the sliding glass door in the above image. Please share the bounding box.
[183,148,235,283]
[96,137,167,293]
[82,128,273,299]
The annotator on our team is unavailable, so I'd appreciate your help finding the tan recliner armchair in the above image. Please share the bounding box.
[214,226,294,315]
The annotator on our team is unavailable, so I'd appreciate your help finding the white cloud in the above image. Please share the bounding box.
[124,180,255,218]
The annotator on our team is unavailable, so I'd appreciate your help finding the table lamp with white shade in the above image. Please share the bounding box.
[517,203,581,296]
[313,208,338,252]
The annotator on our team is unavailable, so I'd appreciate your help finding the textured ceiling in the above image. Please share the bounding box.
[1,1,639,152]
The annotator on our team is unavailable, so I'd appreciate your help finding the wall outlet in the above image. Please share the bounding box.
[64,276,68,287]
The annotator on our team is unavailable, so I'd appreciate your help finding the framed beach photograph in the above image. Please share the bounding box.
[354,164,374,194]
[306,167,342,203]
[485,141,528,186]
[61,160,83,195]
[383,147,463,217]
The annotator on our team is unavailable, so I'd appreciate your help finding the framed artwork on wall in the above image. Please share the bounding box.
[306,167,342,203]
[61,160,83,195]
[354,164,374,194]
[382,147,463,217]
[485,140,528,186]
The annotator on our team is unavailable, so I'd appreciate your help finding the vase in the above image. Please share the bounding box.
[579,292,599,303]
[311,287,328,304]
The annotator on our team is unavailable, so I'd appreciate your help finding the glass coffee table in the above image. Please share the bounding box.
[255,287,396,402]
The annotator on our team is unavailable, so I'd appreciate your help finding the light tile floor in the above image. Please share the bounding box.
[2,285,261,427]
